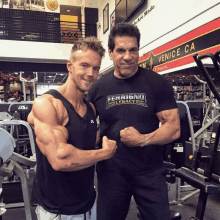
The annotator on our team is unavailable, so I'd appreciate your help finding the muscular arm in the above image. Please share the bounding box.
[120,108,180,147]
[28,98,116,172]
[140,108,180,146]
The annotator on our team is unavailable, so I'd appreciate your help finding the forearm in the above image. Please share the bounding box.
[54,144,108,172]
[139,123,180,147]
[59,162,95,172]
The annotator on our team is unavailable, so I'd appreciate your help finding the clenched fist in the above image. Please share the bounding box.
[102,136,117,159]
[120,126,145,147]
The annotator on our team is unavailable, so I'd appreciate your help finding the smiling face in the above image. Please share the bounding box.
[67,48,101,93]
[109,35,139,79]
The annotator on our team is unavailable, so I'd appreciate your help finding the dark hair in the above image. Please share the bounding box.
[108,23,140,52]
[71,36,105,59]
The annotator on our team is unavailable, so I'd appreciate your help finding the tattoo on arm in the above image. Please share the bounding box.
[61,162,95,171]
[73,163,94,171]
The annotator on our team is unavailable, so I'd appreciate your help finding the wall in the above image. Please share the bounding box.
[98,0,220,74]
[97,0,115,72]
[61,0,98,8]
[0,40,73,64]
[0,0,98,65]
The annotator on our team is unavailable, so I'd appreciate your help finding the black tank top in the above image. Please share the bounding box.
[32,89,97,215]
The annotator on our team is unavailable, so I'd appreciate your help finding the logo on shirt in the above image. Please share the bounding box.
[106,93,147,109]
[18,106,28,110]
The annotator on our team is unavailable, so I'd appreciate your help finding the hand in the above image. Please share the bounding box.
[120,126,144,147]
[102,136,117,159]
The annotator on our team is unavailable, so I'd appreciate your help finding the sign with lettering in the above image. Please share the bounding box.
[133,5,155,25]
[139,18,220,73]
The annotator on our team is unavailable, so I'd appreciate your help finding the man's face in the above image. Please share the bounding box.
[109,36,139,79]
[67,48,101,93]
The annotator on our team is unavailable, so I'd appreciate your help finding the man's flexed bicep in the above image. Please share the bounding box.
[29,97,69,169]
[120,108,180,147]
[141,108,180,146]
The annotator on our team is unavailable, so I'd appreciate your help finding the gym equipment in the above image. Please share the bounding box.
[193,51,220,104]
[0,101,36,220]
[185,100,204,133]
[0,101,34,157]
[167,51,220,220]
[0,127,36,220]
[20,72,38,101]
[0,120,35,156]
[169,101,196,169]
[174,120,220,220]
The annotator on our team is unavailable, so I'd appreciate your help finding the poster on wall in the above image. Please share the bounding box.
[103,3,109,34]
[0,0,46,12]
[110,10,115,30]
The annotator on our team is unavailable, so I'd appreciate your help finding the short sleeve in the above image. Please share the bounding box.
[156,78,177,113]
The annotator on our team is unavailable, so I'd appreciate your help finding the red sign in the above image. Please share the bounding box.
[139,17,220,72]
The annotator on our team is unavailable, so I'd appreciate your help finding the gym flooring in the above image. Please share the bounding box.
[1,170,220,220]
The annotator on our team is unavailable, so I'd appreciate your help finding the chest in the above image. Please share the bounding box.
[55,100,87,127]
[95,84,158,124]
[62,104,97,150]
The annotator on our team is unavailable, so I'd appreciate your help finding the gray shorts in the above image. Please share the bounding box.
[35,201,96,220]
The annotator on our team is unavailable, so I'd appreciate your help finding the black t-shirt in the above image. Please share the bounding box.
[87,67,177,173]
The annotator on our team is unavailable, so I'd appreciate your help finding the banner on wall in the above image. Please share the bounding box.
[138,17,220,73]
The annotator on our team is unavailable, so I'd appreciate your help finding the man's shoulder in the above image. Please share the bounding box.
[33,94,63,113]
[138,67,168,83]
[139,67,165,78]
[32,94,67,126]
[34,94,54,105]
[90,70,114,91]
[98,70,114,83]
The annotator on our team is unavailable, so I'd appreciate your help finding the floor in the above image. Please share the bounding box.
[1,171,220,220]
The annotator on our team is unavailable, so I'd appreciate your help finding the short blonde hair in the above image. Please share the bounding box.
[70,36,105,59]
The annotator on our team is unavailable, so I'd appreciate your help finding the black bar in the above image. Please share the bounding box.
[204,121,220,179]
[197,168,220,184]
[195,191,208,220]
[193,54,220,103]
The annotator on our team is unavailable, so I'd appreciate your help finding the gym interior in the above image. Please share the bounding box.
[0,0,220,219]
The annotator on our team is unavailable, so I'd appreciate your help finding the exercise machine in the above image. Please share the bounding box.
[170,50,220,220]
[0,127,36,220]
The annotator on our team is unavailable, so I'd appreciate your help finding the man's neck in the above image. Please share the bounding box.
[57,82,85,107]
[114,67,138,79]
